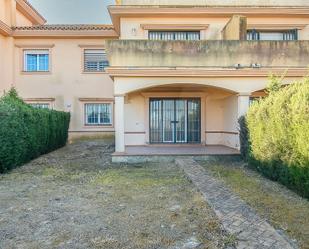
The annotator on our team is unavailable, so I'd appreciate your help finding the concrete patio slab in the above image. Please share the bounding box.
[112,145,240,163]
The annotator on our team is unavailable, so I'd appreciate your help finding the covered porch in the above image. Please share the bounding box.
[111,82,251,157]
[105,40,308,161]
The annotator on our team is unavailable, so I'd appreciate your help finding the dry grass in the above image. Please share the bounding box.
[200,160,309,249]
[0,140,234,249]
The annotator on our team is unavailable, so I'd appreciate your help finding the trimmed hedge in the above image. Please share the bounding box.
[239,77,309,198]
[0,89,70,173]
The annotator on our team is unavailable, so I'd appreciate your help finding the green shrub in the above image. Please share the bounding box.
[0,89,70,173]
[243,77,309,198]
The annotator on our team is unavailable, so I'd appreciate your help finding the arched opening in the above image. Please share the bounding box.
[121,83,241,149]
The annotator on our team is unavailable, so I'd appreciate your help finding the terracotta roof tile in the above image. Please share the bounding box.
[12,24,115,31]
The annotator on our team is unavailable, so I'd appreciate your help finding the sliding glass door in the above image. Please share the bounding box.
[150,98,201,144]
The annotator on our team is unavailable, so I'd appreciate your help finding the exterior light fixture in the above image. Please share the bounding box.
[234,63,242,69]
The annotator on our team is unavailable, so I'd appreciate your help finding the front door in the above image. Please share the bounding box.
[150,98,201,144]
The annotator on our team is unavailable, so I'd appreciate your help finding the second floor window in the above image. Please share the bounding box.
[149,31,200,41]
[84,49,109,72]
[247,29,298,41]
[24,50,49,72]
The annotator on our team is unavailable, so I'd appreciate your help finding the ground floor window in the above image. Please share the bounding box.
[84,103,112,126]
[149,98,201,144]
[29,103,50,109]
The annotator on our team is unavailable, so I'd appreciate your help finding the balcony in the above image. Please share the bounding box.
[106,40,309,69]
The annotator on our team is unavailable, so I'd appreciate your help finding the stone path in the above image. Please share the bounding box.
[175,158,296,249]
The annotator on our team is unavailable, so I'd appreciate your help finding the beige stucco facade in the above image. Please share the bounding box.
[1,0,309,152]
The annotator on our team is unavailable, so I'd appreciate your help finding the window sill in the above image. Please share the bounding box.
[84,124,113,128]
[21,71,51,75]
[82,71,108,74]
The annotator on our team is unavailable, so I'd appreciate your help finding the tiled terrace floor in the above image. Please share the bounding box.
[114,144,240,156]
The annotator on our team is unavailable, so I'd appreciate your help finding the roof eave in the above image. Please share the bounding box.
[16,0,46,25]
[0,20,12,36]
[12,29,119,38]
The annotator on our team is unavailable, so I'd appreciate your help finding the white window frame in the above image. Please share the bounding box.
[23,49,50,72]
[84,102,113,126]
[29,103,51,109]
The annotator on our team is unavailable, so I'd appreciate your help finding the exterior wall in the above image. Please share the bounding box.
[0,0,36,27]
[247,17,309,40]
[0,0,15,26]
[120,0,309,6]
[123,87,241,148]
[0,35,14,94]
[13,38,115,133]
[222,15,247,41]
[120,16,309,40]
[113,77,298,96]
[120,17,229,40]
[125,92,147,145]
[16,9,32,26]
[112,75,302,148]
[222,95,239,148]
[2,0,309,145]
[0,0,40,94]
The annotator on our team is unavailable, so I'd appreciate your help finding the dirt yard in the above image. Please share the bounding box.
[0,139,235,249]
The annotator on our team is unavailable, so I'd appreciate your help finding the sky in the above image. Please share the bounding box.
[29,0,115,24]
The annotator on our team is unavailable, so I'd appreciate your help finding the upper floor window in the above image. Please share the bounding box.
[84,49,109,72]
[24,50,49,72]
[149,31,200,41]
[247,29,298,41]
[84,103,112,126]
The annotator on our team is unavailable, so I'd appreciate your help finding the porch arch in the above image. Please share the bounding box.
[113,77,261,95]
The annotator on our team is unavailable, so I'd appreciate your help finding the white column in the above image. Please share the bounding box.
[115,95,125,152]
[237,93,251,118]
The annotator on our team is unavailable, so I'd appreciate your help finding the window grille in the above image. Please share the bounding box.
[247,29,298,41]
[149,31,200,41]
[85,103,112,125]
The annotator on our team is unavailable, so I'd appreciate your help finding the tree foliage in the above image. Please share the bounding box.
[0,89,70,173]
[239,77,309,198]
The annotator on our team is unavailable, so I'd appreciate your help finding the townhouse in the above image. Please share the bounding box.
[1,0,309,161]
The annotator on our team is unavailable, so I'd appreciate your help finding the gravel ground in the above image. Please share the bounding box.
[0,139,234,249]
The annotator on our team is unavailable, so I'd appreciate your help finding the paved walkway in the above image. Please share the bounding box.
[176,158,296,249]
